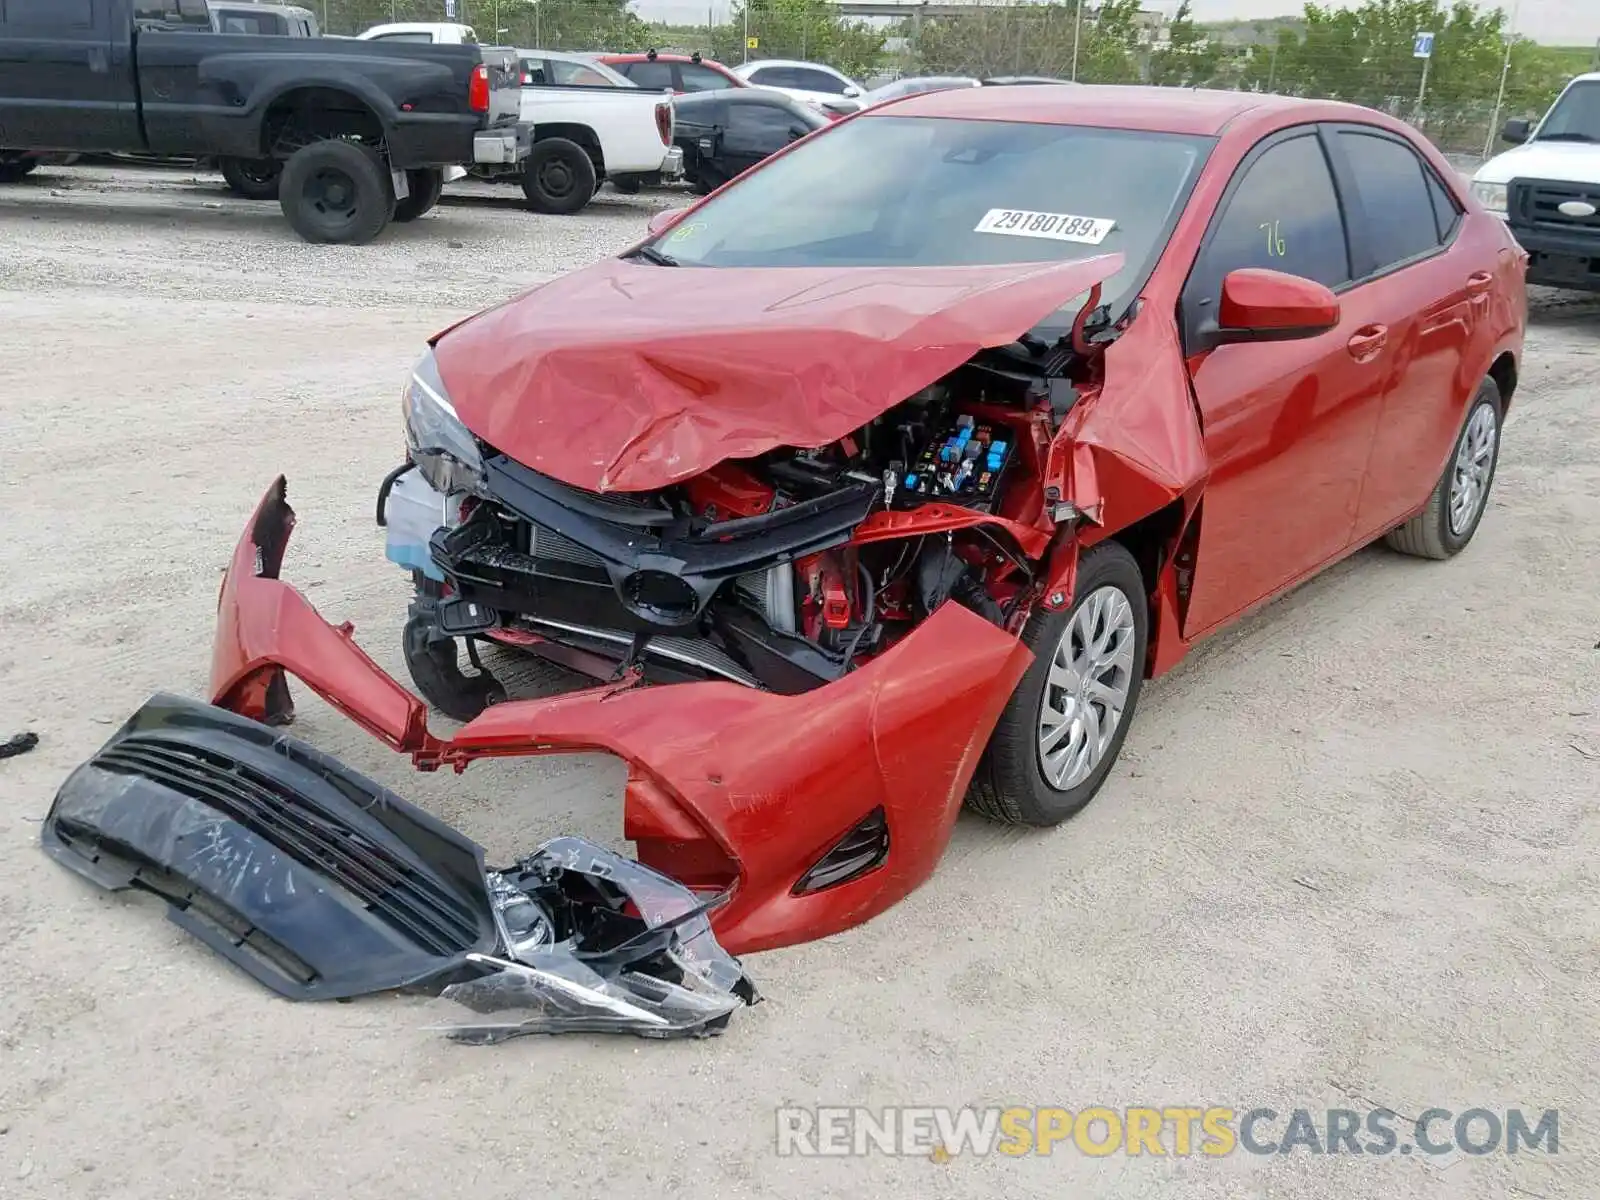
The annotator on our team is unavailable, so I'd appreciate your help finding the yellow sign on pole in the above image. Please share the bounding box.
[746,35,758,48]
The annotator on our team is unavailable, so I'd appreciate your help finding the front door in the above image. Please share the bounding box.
[1180,127,1391,638]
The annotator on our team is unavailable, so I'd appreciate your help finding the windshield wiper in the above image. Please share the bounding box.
[1534,131,1598,142]
[626,245,680,267]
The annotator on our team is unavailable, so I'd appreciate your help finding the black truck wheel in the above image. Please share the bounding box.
[0,153,38,183]
[393,168,445,222]
[521,138,596,215]
[219,156,282,200]
[278,140,395,245]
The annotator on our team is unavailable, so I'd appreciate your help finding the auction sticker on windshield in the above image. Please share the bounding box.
[974,209,1115,244]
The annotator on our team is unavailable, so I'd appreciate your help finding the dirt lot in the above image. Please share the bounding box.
[0,164,1596,1200]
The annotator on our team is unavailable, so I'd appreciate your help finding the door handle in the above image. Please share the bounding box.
[1346,324,1388,360]
[1466,271,1494,299]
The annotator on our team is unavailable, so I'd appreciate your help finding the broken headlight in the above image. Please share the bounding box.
[402,347,487,496]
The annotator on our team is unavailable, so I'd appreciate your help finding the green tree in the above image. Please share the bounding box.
[1148,1,1224,87]
[715,0,885,78]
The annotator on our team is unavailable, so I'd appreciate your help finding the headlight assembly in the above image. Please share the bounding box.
[402,348,487,496]
[1471,180,1508,217]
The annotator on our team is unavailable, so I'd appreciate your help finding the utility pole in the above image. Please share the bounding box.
[1485,0,1522,159]
[1070,0,1083,81]
[743,4,749,63]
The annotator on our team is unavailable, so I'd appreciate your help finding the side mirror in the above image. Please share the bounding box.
[1501,118,1531,144]
[842,84,861,97]
[1213,268,1339,346]
[647,206,689,236]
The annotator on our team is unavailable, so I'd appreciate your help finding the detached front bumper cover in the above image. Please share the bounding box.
[206,476,1032,956]
[41,694,758,1038]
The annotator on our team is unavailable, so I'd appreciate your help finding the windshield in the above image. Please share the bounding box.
[1538,80,1600,141]
[650,115,1212,328]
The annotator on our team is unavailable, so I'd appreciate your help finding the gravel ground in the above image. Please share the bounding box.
[0,163,1597,1200]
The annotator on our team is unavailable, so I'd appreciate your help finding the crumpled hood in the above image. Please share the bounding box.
[432,253,1124,492]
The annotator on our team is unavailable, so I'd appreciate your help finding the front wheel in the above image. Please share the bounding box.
[219,155,282,200]
[1384,376,1503,560]
[967,540,1148,826]
[521,138,596,215]
[278,140,395,245]
[393,167,444,222]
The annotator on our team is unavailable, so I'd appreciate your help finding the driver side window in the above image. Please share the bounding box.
[1184,131,1351,348]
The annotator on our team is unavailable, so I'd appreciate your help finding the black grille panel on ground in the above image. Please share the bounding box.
[97,736,483,957]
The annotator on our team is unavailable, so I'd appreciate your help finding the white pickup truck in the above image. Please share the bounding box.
[1471,72,1600,293]
[355,27,682,213]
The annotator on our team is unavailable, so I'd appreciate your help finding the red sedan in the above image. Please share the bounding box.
[594,49,748,94]
[86,86,1527,964]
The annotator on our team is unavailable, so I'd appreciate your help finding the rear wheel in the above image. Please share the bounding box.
[967,541,1148,826]
[278,140,394,245]
[1384,377,1503,560]
[393,167,444,222]
[521,137,596,215]
[219,155,282,200]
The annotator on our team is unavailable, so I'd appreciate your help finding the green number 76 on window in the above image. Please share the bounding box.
[1259,219,1286,258]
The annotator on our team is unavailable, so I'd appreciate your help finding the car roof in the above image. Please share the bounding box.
[736,58,845,72]
[602,52,724,64]
[877,83,1372,136]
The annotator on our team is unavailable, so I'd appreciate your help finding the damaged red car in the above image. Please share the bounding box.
[157,87,1528,963]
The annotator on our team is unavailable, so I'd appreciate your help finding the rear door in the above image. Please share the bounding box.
[0,0,138,149]
[1180,127,1391,637]
[1324,124,1482,542]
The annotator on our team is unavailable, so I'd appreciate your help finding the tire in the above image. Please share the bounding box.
[402,615,505,723]
[0,154,38,183]
[611,175,642,194]
[219,156,282,200]
[967,541,1149,826]
[393,167,444,222]
[278,140,395,245]
[520,137,596,215]
[1384,377,1503,560]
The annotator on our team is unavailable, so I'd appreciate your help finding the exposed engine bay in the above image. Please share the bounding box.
[388,341,1089,713]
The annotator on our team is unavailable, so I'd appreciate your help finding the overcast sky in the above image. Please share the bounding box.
[636,0,1600,48]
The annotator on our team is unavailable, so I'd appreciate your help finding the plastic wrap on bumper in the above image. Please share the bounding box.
[208,478,1035,954]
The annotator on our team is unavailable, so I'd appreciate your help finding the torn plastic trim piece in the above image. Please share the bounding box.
[39,696,761,1036]
[40,693,500,1001]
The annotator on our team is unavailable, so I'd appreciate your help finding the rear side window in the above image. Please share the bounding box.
[1337,130,1444,272]
[1425,167,1462,241]
[789,67,849,94]
[135,0,208,26]
[679,64,733,92]
[372,30,432,41]
[550,59,611,86]
[623,60,675,89]
[730,100,800,140]
[1196,133,1350,293]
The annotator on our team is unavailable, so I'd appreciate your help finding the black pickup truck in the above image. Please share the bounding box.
[0,0,531,243]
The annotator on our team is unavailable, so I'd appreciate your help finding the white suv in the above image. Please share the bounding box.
[1471,72,1600,292]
